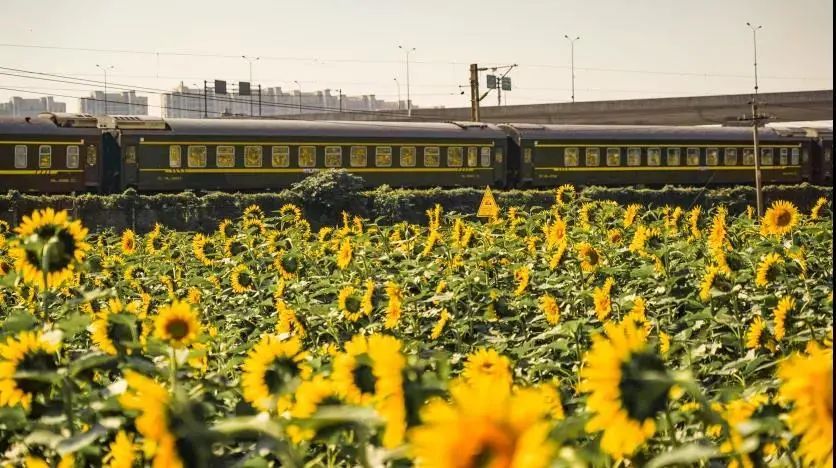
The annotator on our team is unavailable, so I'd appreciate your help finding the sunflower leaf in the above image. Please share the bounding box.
[645,444,720,468]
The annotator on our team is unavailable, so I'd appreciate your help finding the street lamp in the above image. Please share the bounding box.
[336,88,343,112]
[746,22,764,217]
[398,45,415,116]
[95,64,114,115]
[393,77,401,110]
[563,35,580,103]
[242,55,260,116]
[293,80,302,114]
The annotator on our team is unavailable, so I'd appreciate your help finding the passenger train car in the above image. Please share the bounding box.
[0,113,831,194]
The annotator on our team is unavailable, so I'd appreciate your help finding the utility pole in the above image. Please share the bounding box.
[258,84,262,117]
[242,55,260,116]
[564,35,580,103]
[337,88,343,112]
[96,64,114,114]
[398,45,415,116]
[203,80,208,118]
[746,22,765,217]
[470,64,480,121]
[394,77,401,110]
[293,80,302,114]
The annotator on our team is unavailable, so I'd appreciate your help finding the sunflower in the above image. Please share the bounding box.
[659,332,671,356]
[548,238,568,271]
[776,343,833,468]
[331,334,381,406]
[665,206,683,234]
[513,266,530,297]
[579,203,594,230]
[121,229,137,255]
[608,228,623,244]
[431,309,450,340]
[623,204,641,228]
[576,242,601,272]
[118,370,182,468]
[191,233,214,266]
[242,204,265,223]
[336,238,353,270]
[338,285,364,322]
[422,229,441,256]
[761,200,800,236]
[273,249,300,279]
[230,264,254,294]
[217,219,234,239]
[8,208,90,290]
[90,298,142,356]
[579,320,670,459]
[699,265,725,302]
[810,197,828,220]
[688,206,702,240]
[772,296,794,342]
[361,279,375,316]
[543,216,566,250]
[745,316,768,350]
[462,348,513,387]
[144,224,167,255]
[593,277,615,321]
[223,237,247,258]
[409,378,555,468]
[0,331,61,410]
[540,294,560,326]
[266,231,290,257]
[104,430,137,468]
[555,183,575,205]
[276,299,306,337]
[241,334,311,413]
[755,252,783,288]
[384,281,403,329]
[153,300,201,349]
[279,203,303,224]
[366,334,407,448]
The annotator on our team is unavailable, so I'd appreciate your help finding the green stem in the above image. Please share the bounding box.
[169,346,178,391]
[664,408,678,447]
[63,376,75,435]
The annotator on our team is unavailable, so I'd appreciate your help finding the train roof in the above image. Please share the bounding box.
[0,116,100,136]
[500,123,808,142]
[132,118,509,139]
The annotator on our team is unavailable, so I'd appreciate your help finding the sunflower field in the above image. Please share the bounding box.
[0,187,832,467]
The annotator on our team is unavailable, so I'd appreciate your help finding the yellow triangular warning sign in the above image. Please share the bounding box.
[477,186,500,218]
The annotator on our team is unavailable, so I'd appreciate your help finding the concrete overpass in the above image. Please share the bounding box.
[275,89,832,125]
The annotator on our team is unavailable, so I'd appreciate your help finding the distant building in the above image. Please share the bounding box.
[0,96,66,117]
[80,91,148,115]
[161,82,406,118]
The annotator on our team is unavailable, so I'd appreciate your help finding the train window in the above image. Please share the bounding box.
[606,148,621,166]
[271,146,290,167]
[523,148,533,164]
[647,148,661,166]
[325,146,342,167]
[216,146,235,168]
[585,148,600,166]
[350,146,368,167]
[494,148,503,164]
[123,146,135,165]
[67,145,80,168]
[14,145,27,168]
[480,147,491,167]
[168,146,182,168]
[244,146,263,167]
[743,148,755,165]
[376,147,392,167]
[399,147,416,167]
[706,148,719,166]
[38,145,52,168]
[724,148,738,166]
[188,146,207,168]
[299,146,316,167]
[467,147,478,167]
[627,148,641,166]
[791,148,800,165]
[564,148,579,166]
[686,148,699,166]
[447,147,464,167]
[761,148,774,166]
[666,148,681,166]
[779,148,788,165]
[87,145,97,166]
[424,147,440,167]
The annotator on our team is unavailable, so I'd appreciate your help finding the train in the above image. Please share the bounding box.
[0,112,832,194]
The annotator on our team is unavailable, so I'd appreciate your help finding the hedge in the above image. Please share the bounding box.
[0,170,831,233]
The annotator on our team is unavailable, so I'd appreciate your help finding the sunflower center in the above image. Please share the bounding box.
[618,351,671,422]
[165,318,191,341]
[107,315,136,345]
[17,350,58,394]
[281,255,298,273]
[468,424,514,468]
[125,238,135,250]
[238,272,252,287]
[352,359,377,395]
[264,357,300,393]
[345,295,362,314]
[229,241,245,256]
[25,227,77,273]
[152,237,164,251]
[776,210,792,227]
[586,249,599,265]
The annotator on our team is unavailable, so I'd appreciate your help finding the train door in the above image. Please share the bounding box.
[101,131,122,193]
[504,136,521,188]
[119,134,140,189]
[83,140,102,192]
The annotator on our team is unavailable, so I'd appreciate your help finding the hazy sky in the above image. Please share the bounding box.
[0,0,832,114]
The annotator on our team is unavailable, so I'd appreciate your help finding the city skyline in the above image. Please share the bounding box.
[0,0,831,115]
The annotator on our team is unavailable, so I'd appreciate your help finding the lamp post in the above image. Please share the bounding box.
[242,55,260,116]
[95,64,114,114]
[394,77,401,110]
[563,35,580,103]
[336,88,343,112]
[293,80,302,114]
[398,45,415,116]
[746,22,764,217]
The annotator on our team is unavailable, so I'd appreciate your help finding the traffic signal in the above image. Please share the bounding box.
[239,81,251,96]
[501,77,512,91]
[486,75,497,89]
[214,80,227,95]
